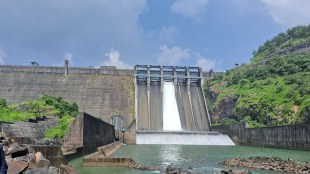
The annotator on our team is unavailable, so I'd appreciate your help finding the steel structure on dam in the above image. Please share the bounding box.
[134,65,211,132]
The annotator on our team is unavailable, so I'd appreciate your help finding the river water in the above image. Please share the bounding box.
[69,145,310,174]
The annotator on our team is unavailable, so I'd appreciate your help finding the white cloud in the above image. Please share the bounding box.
[195,54,216,71]
[101,48,130,68]
[159,25,178,44]
[261,0,310,27]
[171,0,208,17]
[158,45,190,65]
[0,47,7,65]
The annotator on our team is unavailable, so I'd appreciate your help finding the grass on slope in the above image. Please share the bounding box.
[0,95,78,138]
[45,115,75,139]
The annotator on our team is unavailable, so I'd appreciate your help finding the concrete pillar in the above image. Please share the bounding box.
[65,60,69,76]
[186,66,195,130]
[147,65,150,131]
[199,67,203,87]
[147,65,150,91]
[160,66,163,92]
[186,67,190,92]
[134,65,138,131]
[173,67,177,92]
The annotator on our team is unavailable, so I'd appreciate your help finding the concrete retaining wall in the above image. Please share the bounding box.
[96,142,122,157]
[62,113,115,155]
[83,113,115,154]
[62,114,83,151]
[31,145,68,168]
[83,157,134,167]
[212,123,310,151]
[124,119,136,144]
[0,65,135,126]
[0,116,59,139]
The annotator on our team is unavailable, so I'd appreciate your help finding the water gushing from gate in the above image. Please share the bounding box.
[163,81,182,131]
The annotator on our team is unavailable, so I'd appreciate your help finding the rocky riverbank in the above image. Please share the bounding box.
[164,166,251,174]
[2,137,76,174]
[222,156,310,174]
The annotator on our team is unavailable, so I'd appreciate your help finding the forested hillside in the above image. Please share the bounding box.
[206,25,310,127]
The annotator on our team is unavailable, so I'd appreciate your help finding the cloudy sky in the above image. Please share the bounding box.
[0,0,310,71]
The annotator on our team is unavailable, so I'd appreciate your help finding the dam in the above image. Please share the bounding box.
[0,64,233,145]
[134,65,233,145]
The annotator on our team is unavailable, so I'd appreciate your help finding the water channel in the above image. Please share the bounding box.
[69,145,310,174]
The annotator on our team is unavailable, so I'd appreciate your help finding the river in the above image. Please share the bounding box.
[69,145,310,174]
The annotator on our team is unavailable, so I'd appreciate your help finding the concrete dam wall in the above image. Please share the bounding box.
[0,65,135,126]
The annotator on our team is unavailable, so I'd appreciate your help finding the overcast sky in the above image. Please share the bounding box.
[0,0,310,71]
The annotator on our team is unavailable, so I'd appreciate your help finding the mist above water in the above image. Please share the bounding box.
[162,81,182,131]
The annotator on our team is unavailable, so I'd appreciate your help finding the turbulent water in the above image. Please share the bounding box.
[69,145,310,174]
[136,132,234,145]
[163,82,182,131]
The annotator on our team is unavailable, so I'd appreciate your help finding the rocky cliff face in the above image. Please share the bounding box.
[211,96,238,119]
[206,87,237,120]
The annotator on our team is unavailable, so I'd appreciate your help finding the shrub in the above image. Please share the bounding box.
[44,115,74,139]
[0,98,7,109]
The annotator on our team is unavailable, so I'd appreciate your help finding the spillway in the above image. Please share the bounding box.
[137,84,149,130]
[134,65,233,145]
[150,84,163,131]
[163,81,182,131]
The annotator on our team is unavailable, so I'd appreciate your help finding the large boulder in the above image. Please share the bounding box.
[9,146,28,158]
[28,152,50,169]
[7,160,28,174]
[24,166,61,174]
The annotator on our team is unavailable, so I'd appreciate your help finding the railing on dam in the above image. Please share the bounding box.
[0,64,222,80]
[134,65,211,132]
[0,65,134,76]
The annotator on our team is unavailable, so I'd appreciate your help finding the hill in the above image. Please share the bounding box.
[205,25,310,127]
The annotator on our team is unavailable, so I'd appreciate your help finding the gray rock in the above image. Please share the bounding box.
[10,146,28,158]
[25,145,36,154]
[25,167,60,174]
[13,155,30,162]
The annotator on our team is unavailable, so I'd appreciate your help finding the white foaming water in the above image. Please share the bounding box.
[163,81,182,131]
[136,132,235,145]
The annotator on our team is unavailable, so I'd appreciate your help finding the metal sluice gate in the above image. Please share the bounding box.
[135,65,202,86]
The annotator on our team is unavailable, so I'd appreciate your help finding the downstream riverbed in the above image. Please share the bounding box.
[69,145,310,174]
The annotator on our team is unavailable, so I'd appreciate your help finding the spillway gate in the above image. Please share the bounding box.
[134,65,211,132]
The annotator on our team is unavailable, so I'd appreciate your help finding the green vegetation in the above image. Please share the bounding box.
[206,25,310,127]
[0,95,78,138]
[45,115,75,139]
